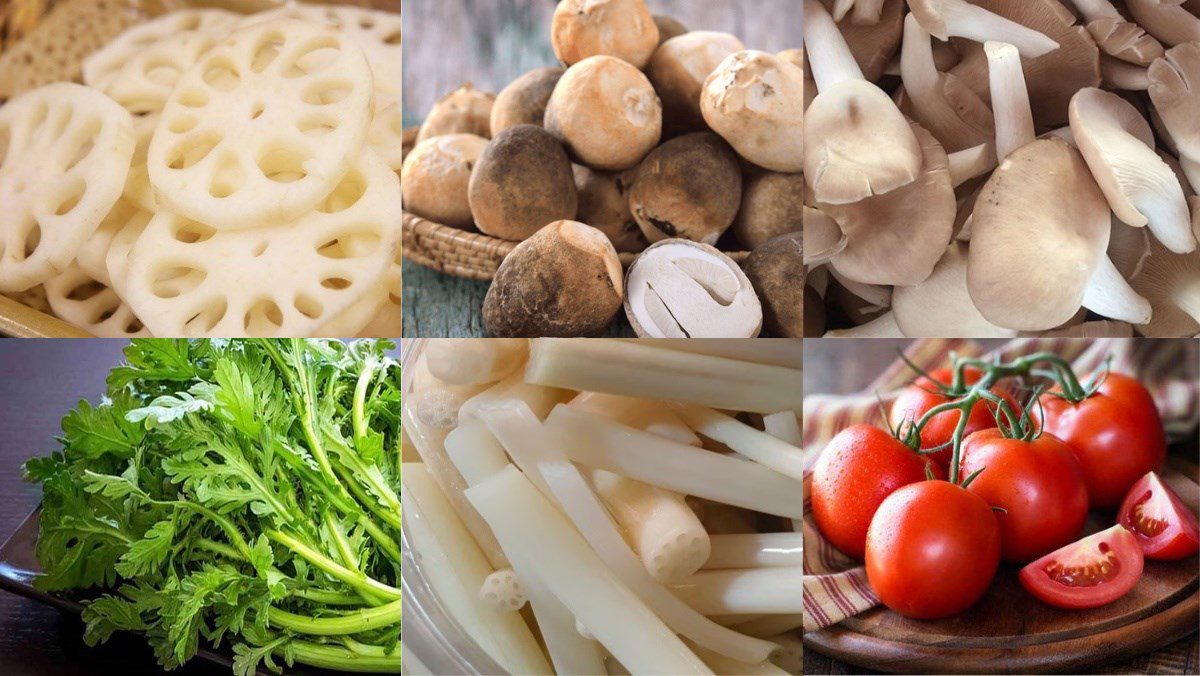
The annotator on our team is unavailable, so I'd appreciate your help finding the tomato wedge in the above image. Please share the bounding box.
[1018,525,1144,609]
[1117,472,1200,560]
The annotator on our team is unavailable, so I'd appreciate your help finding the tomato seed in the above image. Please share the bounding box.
[1129,499,1167,537]
[1043,551,1121,587]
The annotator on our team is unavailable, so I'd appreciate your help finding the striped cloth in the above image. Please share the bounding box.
[801,338,1200,631]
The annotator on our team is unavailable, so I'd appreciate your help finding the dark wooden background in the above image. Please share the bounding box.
[401,0,804,337]
[803,339,1200,675]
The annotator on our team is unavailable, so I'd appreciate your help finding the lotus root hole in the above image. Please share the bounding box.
[150,265,207,299]
[168,114,198,134]
[20,218,41,260]
[202,58,241,92]
[249,102,266,120]
[183,297,227,335]
[317,169,366,212]
[251,34,287,73]
[244,298,284,333]
[172,219,217,244]
[167,131,221,170]
[317,231,381,259]
[257,142,312,183]
[302,79,353,105]
[178,89,210,109]
[52,177,86,216]
[208,153,245,199]
[294,294,323,319]
[66,279,106,302]
[284,37,341,77]
[321,277,352,290]
[47,104,74,138]
[383,30,400,45]
[144,59,182,87]
[298,113,339,136]
[62,119,101,172]
[252,241,269,257]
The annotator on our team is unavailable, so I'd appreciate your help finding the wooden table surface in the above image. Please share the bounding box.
[401,0,803,337]
[802,338,1200,675]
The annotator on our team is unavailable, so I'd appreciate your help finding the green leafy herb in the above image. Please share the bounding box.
[26,339,401,674]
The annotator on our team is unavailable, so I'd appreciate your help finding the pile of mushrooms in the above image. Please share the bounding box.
[804,0,1200,338]
[403,0,803,338]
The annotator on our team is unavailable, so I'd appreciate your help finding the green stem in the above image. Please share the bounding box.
[267,599,401,635]
[283,640,400,673]
[266,529,400,602]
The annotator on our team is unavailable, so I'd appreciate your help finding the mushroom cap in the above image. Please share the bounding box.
[490,67,566,137]
[648,31,746,135]
[701,50,805,173]
[467,125,579,241]
[743,232,805,338]
[818,0,905,82]
[820,123,955,286]
[893,242,1017,337]
[733,172,804,250]
[401,134,490,228]
[1126,0,1200,48]
[623,239,762,338]
[805,79,922,204]
[653,14,689,45]
[1127,235,1200,336]
[948,0,1100,127]
[483,220,624,337]
[572,165,648,253]
[627,132,743,245]
[1149,42,1200,162]
[1069,87,1195,252]
[545,55,663,171]
[968,138,1112,330]
[551,0,660,69]
[1085,17,1164,67]
[417,83,496,143]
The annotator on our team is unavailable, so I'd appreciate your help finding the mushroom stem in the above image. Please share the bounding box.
[851,0,885,25]
[985,41,1036,160]
[902,14,994,151]
[824,312,904,337]
[1126,0,1200,46]
[948,143,997,186]
[803,0,866,90]
[1081,254,1153,323]
[1101,56,1151,90]
[832,0,855,21]
[918,0,1060,58]
[1068,0,1122,21]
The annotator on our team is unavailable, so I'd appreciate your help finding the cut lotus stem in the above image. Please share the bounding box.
[591,469,712,583]
[909,0,1060,58]
[466,465,713,675]
[671,568,804,615]
[1081,253,1154,323]
[986,41,1036,160]
[762,412,801,446]
[443,420,510,486]
[479,568,527,612]
[948,143,998,186]
[402,465,551,675]
[459,371,572,423]
[702,533,805,569]
[424,338,529,385]
[687,641,790,676]
[569,391,702,446]
[545,405,805,519]
[614,338,803,369]
[670,404,806,480]
[525,339,802,414]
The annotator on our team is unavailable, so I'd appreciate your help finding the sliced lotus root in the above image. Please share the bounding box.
[102,31,221,116]
[44,263,151,337]
[242,5,401,98]
[125,150,399,337]
[0,83,135,293]
[105,205,153,301]
[369,97,405,172]
[77,196,152,287]
[83,9,239,92]
[357,247,401,338]
[2,285,51,315]
[124,114,159,213]
[315,279,390,338]
[147,17,374,230]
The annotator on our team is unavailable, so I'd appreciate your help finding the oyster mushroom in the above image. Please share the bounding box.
[1069,87,1195,252]
[893,243,1017,337]
[1148,42,1200,164]
[1125,236,1200,336]
[1069,0,1164,65]
[824,311,904,337]
[623,240,762,338]
[1125,0,1200,47]
[900,13,995,152]
[908,0,1061,58]
[803,0,921,204]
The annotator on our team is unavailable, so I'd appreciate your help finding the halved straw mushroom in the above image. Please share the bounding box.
[900,13,995,152]
[968,42,1152,330]
[819,122,955,286]
[1148,42,1200,164]
[1069,87,1195,253]
[1125,0,1200,47]
[893,243,1017,337]
[1069,0,1164,66]
[908,0,1060,58]
[803,0,921,204]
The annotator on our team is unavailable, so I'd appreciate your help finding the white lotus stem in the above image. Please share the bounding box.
[688,641,790,675]
[458,371,572,423]
[671,568,804,615]
[986,41,1036,160]
[670,404,806,480]
[569,391,701,446]
[615,338,803,369]
[762,412,801,446]
[443,420,509,486]
[703,533,805,569]
[424,338,529,385]
[479,568,528,612]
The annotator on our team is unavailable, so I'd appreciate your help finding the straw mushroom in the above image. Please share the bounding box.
[819,122,955,286]
[545,55,663,171]
[468,125,578,241]
[892,243,1017,337]
[490,67,566,137]
[401,134,490,229]
[742,232,804,338]
[648,31,746,135]
[627,133,743,245]
[483,221,623,337]
[1069,87,1195,253]
[417,84,495,143]
[623,240,762,338]
[908,0,1060,57]
[733,173,804,250]
[551,0,660,69]
[700,50,804,173]
[573,165,649,253]
[803,0,921,203]
[1125,0,1200,47]
[1148,42,1200,164]
[900,13,995,152]
[1068,0,1164,66]
[653,14,690,46]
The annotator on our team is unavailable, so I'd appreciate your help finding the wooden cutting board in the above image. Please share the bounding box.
[805,466,1200,674]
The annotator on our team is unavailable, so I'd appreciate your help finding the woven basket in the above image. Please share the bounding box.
[401,127,751,282]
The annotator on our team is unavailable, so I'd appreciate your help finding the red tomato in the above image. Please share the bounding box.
[1019,525,1144,609]
[811,424,940,559]
[1117,472,1200,560]
[1035,373,1166,509]
[960,428,1089,562]
[889,367,1018,471]
[865,480,1001,619]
